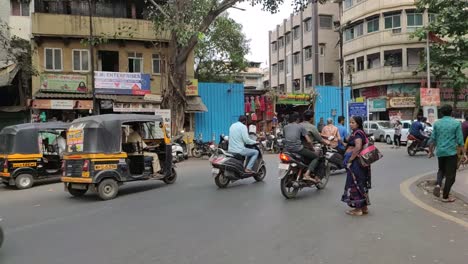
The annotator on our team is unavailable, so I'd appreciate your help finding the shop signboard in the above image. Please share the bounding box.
[389,97,416,108]
[154,109,171,137]
[361,86,387,98]
[185,79,199,96]
[369,99,386,112]
[94,71,151,95]
[113,103,160,112]
[387,84,418,97]
[40,74,88,93]
[348,102,367,118]
[277,93,310,105]
[420,88,441,106]
[31,99,93,110]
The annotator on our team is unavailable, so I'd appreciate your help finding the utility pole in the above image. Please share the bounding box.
[88,0,98,115]
[312,0,319,89]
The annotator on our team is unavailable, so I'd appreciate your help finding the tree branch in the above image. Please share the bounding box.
[147,0,171,19]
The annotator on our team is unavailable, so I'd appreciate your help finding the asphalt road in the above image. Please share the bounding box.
[1,144,467,264]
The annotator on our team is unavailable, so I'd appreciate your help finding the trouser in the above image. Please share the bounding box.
[415,135,429,148]
[144,152,161,174]
[438,155,457,199]
[297,148,319,173]
[239,148,259,170]
[393,135,401,146]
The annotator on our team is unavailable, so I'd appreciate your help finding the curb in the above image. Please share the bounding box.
[452,168,468,204]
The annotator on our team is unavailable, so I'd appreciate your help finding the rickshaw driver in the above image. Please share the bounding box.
[128,124,161,174]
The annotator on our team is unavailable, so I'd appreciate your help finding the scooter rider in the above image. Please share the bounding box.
[410,115,429,148]
[228,115,258,173]
[284,112,320,183]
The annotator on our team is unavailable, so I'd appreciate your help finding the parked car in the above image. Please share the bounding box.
[364,121,394,144]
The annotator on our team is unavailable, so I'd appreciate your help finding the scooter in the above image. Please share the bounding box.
[407,134,430,156]
[260,133,281,153]
[322,136,344,173]
[209,142,267,188]
[172,132,189,163]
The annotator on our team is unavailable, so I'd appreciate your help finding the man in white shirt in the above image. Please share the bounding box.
[229,116,258,173]
[248,121,257,135]
[53,131,67,156]
[128,124,161,175]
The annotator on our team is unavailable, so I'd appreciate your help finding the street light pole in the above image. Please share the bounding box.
[312,0,319,89]
[88,0,98,115]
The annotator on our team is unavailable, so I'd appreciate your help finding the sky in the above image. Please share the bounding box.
[229,1,294,67]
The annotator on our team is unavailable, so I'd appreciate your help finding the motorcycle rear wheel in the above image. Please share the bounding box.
[253,165,267,182]
[214,172,230,188]
[280,174,298,199]
[192,148,203,158]
[407,144,416,156]
[316,162,331,189]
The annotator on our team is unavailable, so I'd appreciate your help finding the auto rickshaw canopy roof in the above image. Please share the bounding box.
[67,114,164,154]
[0,122,69,154]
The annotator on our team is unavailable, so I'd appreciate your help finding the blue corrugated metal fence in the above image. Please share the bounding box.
[314,86,351,127]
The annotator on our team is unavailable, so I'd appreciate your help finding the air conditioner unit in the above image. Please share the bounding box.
[392,28,402,34]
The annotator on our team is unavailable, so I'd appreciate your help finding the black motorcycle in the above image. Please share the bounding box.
[278,143,331,199]
[192,138,215,158]
[209,144,267,188]
[218,134,229,151]
[325,147,345,173]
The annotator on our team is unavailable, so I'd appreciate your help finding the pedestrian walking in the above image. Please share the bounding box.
[392,120,402,148]
[341,116,371,216]
[429,105,467,202]
[321,118,340,148]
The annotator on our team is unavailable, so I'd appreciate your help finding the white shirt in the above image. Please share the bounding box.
[53,136,66,154]
[249,124,257,134]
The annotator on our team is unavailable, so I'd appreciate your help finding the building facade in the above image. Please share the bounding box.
[269,1,340,93]
[28,0,195,122]
[341,0,433,120]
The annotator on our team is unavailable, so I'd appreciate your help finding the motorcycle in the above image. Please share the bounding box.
[321,136,344,173]
[278,143,331,199]
[192,138,215,158]
[218,134,229,151]
[209,140,267,188]
[260,133,281,154]
[172,132,189,163]
[407,134,429,156]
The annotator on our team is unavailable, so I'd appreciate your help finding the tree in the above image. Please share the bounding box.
[195,14,250,83]
[413,0,468,110]
[145,0,325,130]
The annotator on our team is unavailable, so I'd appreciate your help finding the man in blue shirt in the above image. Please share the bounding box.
[429,105,467,202]
[336,116,348,153]
[228,116,258,173]
[410,115,428,147]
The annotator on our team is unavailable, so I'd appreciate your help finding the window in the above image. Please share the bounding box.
[278,60,284,72]
[128,52,143,73]
[72,50,89,72]
[272,64,278,75]
[286,55,291,74]
[305,74,313,88]
[11,0,29,16]
[285,32,291,45]
[45,48,62,71]
[371,124,378,130]
[293,26,300,39]
[152,54,165,74]
[344,0,353,9]
[278,37,284,48]
[279,84,285,92]
[384,14,401,29]
[319,45,325,56]
[357,57,364,71]
[407,13,423,32]
[354,23,364,37]
[429,13,437,24]
[272,41,278,51]
[344,27,354,41]
[304,18,312,32]
[304,46,312,60]
[367,17,379,33]
[319,15,333,29]
[293,52,301,64]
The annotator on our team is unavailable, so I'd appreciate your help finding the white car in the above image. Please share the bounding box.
[365,120,413,145]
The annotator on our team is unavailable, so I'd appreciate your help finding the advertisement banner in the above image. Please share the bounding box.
[31,99,93,110]
[389,97,416,108]
[67,123,85,152]
[420,88,441,106]
[40,74,88,93]
[361,86,387,98]
[94,71,151,95]
[154,109,171,137]
[387,84,418,97]
[348,102,367,118]
[423,106,438,124]
[185,79,199,96]
[113,103,160,112]
[369,99,386,112]
[277,93,311,105]
[389,109,413,123]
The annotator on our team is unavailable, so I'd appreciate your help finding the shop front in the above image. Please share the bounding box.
[30,97,93,122]
[244,88,275,133]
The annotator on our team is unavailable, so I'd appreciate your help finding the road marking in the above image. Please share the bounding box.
[400,171,468,229]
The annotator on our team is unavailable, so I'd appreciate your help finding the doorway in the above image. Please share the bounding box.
[98,51,119,72]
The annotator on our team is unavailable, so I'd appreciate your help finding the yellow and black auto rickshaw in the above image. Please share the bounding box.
[61,114,175,200]
[0,122,69,189]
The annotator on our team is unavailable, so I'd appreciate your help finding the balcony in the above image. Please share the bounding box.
[342,0,416,23]
[31,13,170,41]
[348,66,426,89]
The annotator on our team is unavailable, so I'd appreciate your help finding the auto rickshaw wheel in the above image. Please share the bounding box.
[15,174,34,189]
[163,168,177,184]
[97,179,119,200]
[67,184,88,197]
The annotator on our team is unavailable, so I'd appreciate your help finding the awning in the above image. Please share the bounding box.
[186,96,208,113]
[34,92,93,99]
[0,63,19,87]
[96,94,147,103]
[0,106,28,112]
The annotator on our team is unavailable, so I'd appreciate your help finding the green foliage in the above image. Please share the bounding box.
[80,25,137,47]
[413,0,468,107]
[195,14,250,82]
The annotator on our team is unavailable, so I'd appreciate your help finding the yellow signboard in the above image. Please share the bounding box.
[94,164,118,170]
[185,79,198,96]
[12,162,37,168]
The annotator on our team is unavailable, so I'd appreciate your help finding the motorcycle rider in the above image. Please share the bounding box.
[410,115,429,148]
[228,115,258,173]
[301,110,327,145]
[284,112,320,183]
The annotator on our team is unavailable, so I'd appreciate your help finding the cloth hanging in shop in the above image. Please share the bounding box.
[260,96,266,111]
[245,97,251,113]
[250,96,256,112]
[255,96,261,110]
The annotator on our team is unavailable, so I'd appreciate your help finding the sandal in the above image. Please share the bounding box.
[441,197,456,203]
[346,209,363,216]
[362,207,369,214]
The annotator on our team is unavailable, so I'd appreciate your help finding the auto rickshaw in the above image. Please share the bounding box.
[61,114,175,200]
[0,122,69,189]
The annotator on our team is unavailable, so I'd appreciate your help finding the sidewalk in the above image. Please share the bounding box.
[453,168,468,202]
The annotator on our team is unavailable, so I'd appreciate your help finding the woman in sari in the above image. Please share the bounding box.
[341,116,371,216]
